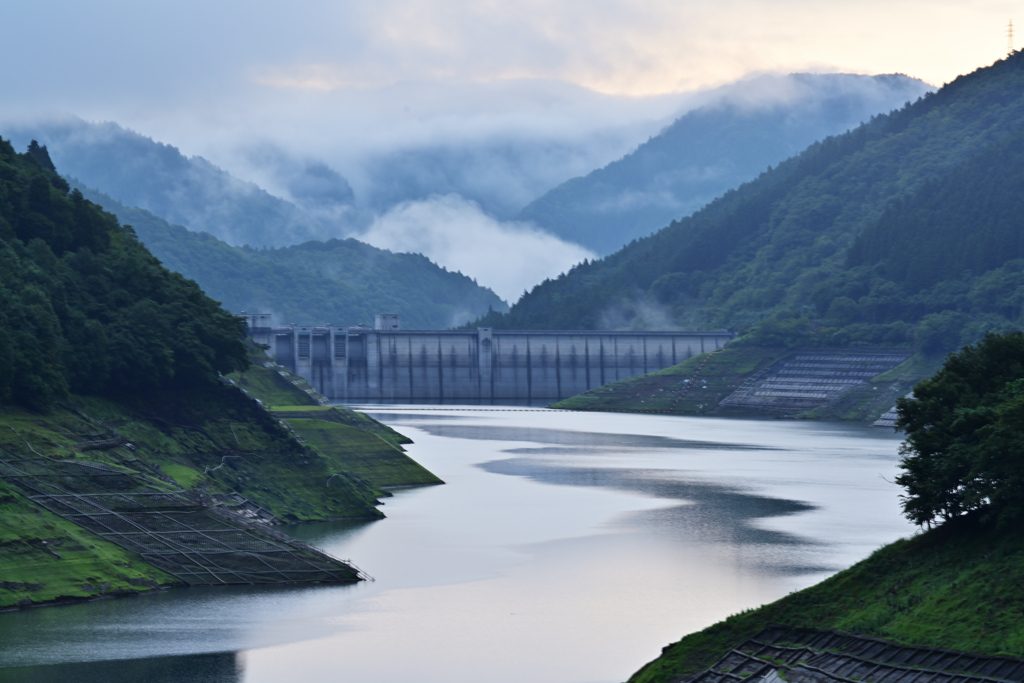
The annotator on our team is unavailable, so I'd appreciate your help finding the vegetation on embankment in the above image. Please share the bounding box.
[0,475,177,610]
[227,355,436,487]
[629,515,1024,683]
[229,355,321,408]
[552,346,789,414]
[553,340,946,423]
[632,333,1024,682]
[0,377,433,609]
[0,139,439,609]
[275,414,440,488]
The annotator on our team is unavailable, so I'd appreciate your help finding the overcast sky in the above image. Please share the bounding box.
[2,0,1016,301]
[5,0,1012,111]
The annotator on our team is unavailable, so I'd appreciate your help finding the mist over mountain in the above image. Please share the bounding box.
[518,73,933,255]
[2,113,601,298]
[477,54,1024,355]
[2,73,933,302]
[3,119,353,248]
[71,183,506,329]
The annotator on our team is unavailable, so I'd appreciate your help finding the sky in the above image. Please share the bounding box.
[1,0,1018,300]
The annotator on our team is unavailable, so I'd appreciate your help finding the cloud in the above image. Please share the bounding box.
[356,194,595,302]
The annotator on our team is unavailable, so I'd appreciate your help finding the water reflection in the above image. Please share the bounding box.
[405,422,778,450]
[0,408,910,683]
[0,652,241,683]
[479,458,815,546]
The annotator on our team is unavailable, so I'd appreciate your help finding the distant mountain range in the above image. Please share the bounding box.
[477,55,1024,356]
[73,184,506,328]
[7,73,931,261]
[4,119,352,248]
[518,73,932,254]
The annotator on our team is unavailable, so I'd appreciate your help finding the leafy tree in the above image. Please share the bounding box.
[896,332,1024,526]
[0,137,249,410]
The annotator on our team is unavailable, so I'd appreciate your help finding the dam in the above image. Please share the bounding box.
[240,314,735,401]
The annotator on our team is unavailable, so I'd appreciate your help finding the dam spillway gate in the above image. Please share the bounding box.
[248,325,735,401]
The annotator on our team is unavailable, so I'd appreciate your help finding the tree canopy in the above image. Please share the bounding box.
[0,138,248,410]
[896,332,1024,526]
[476,53,1024,354]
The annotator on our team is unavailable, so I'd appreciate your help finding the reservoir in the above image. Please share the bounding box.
[0,407,912,683]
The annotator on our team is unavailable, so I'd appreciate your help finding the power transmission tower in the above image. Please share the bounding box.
[1009,19,1016,55]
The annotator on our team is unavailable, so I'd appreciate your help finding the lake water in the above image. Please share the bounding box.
[0,407,912,683]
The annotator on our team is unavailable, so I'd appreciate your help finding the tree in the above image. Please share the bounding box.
[896,332,1024,526]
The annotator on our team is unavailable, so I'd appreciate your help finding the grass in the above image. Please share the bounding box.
[628,515,1024,683]
[0,478,177,610]
[228,359,319,408]
[553,346,789,414]
[554,345,946,424]
[0,368,442,608]
[285,418,441,488]
[271,405,413,449]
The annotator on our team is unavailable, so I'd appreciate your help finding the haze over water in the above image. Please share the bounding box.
[0,408,912,683]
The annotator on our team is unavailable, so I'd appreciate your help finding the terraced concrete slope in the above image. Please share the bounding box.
[553,346,930,422]
[0,377,440,609]
[719,350,910,414]
[0,456,362,588]
[693,627,1024,683]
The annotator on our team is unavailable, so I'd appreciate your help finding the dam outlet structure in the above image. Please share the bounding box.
[239,314,735,401]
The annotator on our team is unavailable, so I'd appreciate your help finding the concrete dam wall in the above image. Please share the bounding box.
[248,324,734,401]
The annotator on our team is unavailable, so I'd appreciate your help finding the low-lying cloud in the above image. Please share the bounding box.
[357,194,595,303]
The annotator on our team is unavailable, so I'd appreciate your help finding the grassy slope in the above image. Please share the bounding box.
[0,386,386,609]
[0,477,177,609]
[230,361,320,408]
[280,417,441,488]
[271,405,413,449]
[554,346,946,423]
[552,346,789,414]
[228,359,437,488]
[65,389,385,522]
[630,516,1024,683]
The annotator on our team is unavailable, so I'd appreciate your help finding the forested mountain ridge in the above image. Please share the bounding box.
[479,54,1024,354]
[0,139,248,410]
[519,73,931,255]
[3,119,352,248]
[74,184,507,328]
[0,140,442,609]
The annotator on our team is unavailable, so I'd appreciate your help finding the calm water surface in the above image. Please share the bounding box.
[0,408,912,683]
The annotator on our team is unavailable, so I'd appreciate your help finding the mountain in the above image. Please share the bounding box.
[3,118,354,248]
[0,137,441,610]
[518,73,933,254]
[0,139,248,410]
[73,184,507,328]
[476,54,1024,356]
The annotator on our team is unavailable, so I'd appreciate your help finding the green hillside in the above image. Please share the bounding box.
[0,138,440,609]
[630,516,1024,683]
[519,73,929,255]
[478,54,1024,357]
[631,334,1024,682]
[74,184,506,329]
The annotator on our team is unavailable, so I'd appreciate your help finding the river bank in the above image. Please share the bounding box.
[0,406,911,682]
[0,360,438,610]
[553,346,943,423]
[629,513,1024,683]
